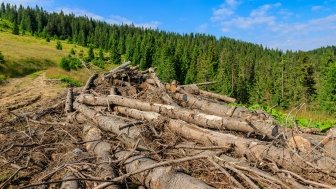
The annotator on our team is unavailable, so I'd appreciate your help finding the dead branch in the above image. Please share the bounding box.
[83,73,98,91]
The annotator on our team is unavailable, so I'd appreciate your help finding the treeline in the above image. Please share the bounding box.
[0,3,335,114]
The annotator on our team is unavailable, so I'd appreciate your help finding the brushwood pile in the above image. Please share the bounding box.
[1,61,336,189]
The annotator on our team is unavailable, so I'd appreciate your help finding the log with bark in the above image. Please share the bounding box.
[3,64,336,189]
[77,94,278,138]
[73,103,215,189]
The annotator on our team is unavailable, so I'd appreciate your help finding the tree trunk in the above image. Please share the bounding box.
[104,61,131,79]
[168,119,336,185]
[60,173,78,189]
[77,94,277,137]
[140,82,178,106]
[64,88,74,113]
[114,151,215,189]
[83,73,98,91]
[199,90,236,103]
[115,106,335,188]
[74,103,214,189]
[83,124,120,189]
[173,93,273,123]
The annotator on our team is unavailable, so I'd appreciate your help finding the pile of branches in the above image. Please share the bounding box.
[1,61,336,189]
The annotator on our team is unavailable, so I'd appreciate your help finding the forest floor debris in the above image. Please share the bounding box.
[1,63,335,189]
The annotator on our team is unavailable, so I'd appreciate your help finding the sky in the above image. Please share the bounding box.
[1,0,336,51]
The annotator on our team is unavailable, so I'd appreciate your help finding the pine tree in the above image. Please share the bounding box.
[86,45,94,62]
[318,61,336,114]
[110,47,120,64]
[56,40,62,50]
[12,19,19,35]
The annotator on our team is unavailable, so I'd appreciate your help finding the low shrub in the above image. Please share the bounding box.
[60,56,82,71]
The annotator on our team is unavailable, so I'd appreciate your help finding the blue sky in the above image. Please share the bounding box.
[1,0,336,51]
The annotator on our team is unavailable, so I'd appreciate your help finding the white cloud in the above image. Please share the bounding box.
[106,15,160,28]
[278,9,293,19]
[107,15,132,25]
[196,23,208,32]
[226,0,239,8]
[138,21,160,29]
[211,1,336,50]
[213,3,280,31]
[54,8,160,29]
[211,0,240,22]
[58,7,104,21]
[311,5,324,11]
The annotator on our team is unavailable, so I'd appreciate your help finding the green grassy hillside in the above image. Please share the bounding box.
[0,29,115,84]
[0,30,89,80]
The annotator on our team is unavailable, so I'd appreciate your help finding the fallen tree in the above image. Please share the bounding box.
[110,105,336,186]
[77,94,278,138]
[2,63,335,189]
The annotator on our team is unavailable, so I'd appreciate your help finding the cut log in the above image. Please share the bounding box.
[173,93,272,123]
[64,87,74,113]
[74,103,214,189]
[114,151,215,189]
[104,61,131,79]
[110,86,117,95]
[167,119,336,185]
[73,102,142,143]
[173,92,233,115]
[199,90,236,103]
[319,128,336,146]
[149,72,178,106]
[112,106,313,189]
[83,73,98,91]
[77,94,278,137]
[180,84,200,94]
[83,124,120,189]
[180,84,236,103]
[60,173,79,189]
[140,82,178,105]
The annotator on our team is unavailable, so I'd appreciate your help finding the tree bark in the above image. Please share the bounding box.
[60,173,79,189]
[199,90,236,103]
[73,103,214,189]
[112,106,327,188]
[77,94,277,137]
[114,151,215,189]
[83,124,120,189]
[149,73,178,106]
[167,119,336,185]
[173,93,273,123]
[83,73,98,91]
[104,61,131,79]
[64,88,74,113]
[140,82,178,106]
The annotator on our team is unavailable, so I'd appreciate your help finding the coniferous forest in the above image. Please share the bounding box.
[0,3,335,114]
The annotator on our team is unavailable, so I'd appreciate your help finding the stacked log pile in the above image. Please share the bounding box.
[1,62,336,189]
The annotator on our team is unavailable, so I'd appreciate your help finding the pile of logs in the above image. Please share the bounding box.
[1,62,336,189]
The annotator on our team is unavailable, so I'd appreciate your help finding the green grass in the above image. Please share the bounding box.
[58,76,82,87]
[0,29,88,79]
[0,21,116,85]
[248,104,335,131]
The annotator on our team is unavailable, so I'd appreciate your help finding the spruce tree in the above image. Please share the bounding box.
[86,45,95,62]
[12,19,19,35]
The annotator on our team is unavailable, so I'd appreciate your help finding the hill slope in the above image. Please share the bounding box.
[0,30,90,80]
